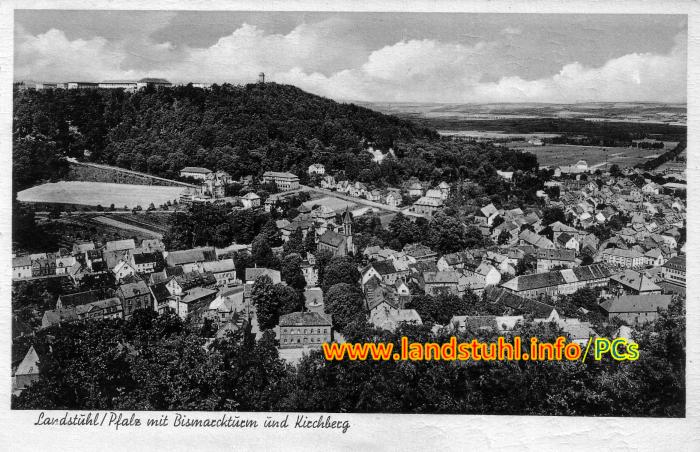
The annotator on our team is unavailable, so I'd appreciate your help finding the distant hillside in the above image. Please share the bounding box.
[13,83,437,188]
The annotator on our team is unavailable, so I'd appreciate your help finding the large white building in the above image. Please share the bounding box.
[262,171,300,191]
[180,167,213,180]
[308,164,325,175]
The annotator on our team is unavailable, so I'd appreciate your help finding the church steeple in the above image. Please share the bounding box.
[342,207,354,255]
[342,207,352,236]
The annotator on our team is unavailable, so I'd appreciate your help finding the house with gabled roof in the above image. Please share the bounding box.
[437,251,474,272]
[600,294,673,325]
[609,269,662,296]
[423,271,460,295]
[500,264,614,299]
[556,232,579,252]
[535,248,577,273]
[519,229,555,249]
[165,247,217,272]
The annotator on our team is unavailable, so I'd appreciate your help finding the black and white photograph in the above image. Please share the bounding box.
[3,2,699,450]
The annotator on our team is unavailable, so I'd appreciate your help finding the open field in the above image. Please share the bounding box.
[303,195,357,212]
[17,181,185,209]
[507,143,667,168]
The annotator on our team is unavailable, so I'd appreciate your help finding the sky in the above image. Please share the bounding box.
[14,11,687,104]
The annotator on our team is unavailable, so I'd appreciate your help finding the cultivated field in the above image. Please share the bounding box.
[507,143,667,168]
[17,181,185,209]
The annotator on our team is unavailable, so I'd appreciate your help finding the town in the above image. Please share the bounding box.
[9,59,686,417]
[13,132,686,400]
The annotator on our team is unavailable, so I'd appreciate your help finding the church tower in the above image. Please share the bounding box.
[342,208,354,254]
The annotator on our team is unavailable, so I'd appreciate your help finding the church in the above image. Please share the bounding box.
[317,208,355,257]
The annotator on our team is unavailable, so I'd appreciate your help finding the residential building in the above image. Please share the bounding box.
[130,251,162,274]
[555,232,580,252]
[519,229,555,249]
[413,196,444,217]
[423,271,460,295]
[609,269,662,296]
[117,280,152,317]
[169,286,218,320]
[437,252,474,272]
[12,255,32,279]
[240,192,261,209]
[197,259,236,286]
[600,294,673,325]
[308,163,325,175]
[75,297,124,321]
[165,247,217,272]
[535,249,577,273]
[661,255,685,287]
[206,286,247,323]
[279,312,333,348]
[262,171,300,191]
[385,192,402,208]
[56,289,101,309]
[500,264,614,299]
[601,248,645,269]
[180,167,213,180]
[13,346,41,394]
[370,305,422,332]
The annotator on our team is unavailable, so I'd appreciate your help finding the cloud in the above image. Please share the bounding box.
[501,27,522,35]
[14,22,686,103]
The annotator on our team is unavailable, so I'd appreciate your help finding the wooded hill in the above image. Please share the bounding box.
[13,83,437,190]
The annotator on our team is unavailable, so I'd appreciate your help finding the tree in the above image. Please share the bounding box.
[609,164,622,178]
[276,284,304,315]
[304,230,317,255]
[251,275,280,330]
[542,207,566,226]
[388,213,418,247]
[427,212,469,254]
[315,249,334,286]
[324,283,366,333]
[252,233,277,269]
[283,228,305,256]
[497,229,512,246]
[321,256,361,292]
[233,251,253,281]
[280,253,307,291]
[260,219,282,247]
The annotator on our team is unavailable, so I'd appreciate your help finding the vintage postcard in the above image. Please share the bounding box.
[2,1,699,450]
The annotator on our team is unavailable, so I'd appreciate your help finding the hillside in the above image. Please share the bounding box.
[14,83,542,203]
[13,83,437,190]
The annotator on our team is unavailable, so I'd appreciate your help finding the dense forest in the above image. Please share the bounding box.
[13,83,539,193]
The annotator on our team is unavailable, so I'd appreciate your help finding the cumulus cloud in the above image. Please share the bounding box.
[14,22,686,103]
